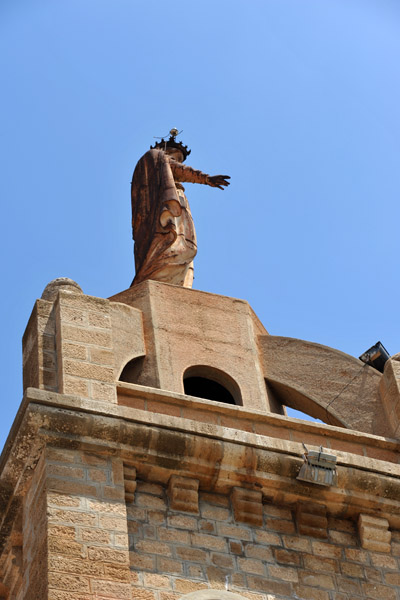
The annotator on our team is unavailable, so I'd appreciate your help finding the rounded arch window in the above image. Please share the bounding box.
[183,366,242,406]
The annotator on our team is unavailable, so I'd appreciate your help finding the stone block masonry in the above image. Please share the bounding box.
[12,440,400,600]
[126,481,400,600]
[20,447,132,600]
[54,291,117,402]
[230,487,263,527]
[3,280,400,600]
[168,476,199,514]
[358,514,391,553]
[22,285,145,403]
[2,384,400,600]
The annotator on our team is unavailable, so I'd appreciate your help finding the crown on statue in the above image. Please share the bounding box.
[151,128,191,161]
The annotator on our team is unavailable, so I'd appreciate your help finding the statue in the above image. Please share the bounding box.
[130,129,230,288]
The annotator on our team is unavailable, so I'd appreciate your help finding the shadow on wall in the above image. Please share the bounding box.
[183,365,241,406]
[184,376,235,405]
[119,356,146,385]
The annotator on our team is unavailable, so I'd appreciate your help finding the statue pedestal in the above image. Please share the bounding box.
[110,280,272,413]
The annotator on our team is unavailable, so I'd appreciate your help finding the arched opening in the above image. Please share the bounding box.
[284,406,324,424]
[184,377,235,404]
[119,355,145,385]
[183,366,241,405]
[266,379,345,428]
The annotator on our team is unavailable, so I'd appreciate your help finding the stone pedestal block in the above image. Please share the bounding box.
[110,281,271,412]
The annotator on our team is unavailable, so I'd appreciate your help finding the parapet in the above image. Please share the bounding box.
[21,278,400,438]
[22,278,273,412]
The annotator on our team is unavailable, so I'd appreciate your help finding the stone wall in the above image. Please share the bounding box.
[18,444,400,600]
[2,281,400,600]
[40,447,131,600]
[22,287,144,403]
[23,453,48,600]
[127,483,400,600]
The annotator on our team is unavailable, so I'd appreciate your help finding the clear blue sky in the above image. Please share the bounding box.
[1,0,400,450]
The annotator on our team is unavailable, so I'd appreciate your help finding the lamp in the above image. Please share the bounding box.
[359,342,390,373]
[297,445,337,487]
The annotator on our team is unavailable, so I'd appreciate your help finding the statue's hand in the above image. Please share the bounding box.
[207,175,231,190]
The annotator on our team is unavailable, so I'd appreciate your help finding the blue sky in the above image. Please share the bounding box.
[1,0,400,449]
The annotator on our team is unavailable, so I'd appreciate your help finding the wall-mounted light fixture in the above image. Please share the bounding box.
[359,341,390,373]
[297,445,337,487]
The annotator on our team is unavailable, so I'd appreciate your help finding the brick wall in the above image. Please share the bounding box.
[54,292,116,402]
[19,447,400,600]
[127,483,400,600]
[22,288,145,404]
[21,447,132,600]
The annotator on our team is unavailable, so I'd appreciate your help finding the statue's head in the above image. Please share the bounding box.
[151,128,191,162]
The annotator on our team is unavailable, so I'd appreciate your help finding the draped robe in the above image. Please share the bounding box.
[131,149,209,287]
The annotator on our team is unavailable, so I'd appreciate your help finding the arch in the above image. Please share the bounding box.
[118,355,146,384]
[181,591,248,600]
[183,365,242,406]
[259,335,386,436]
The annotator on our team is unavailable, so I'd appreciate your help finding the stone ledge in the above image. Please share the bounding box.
[117,382,400,467]
[3,386,400,478]
[2,386,400,484]
[1,388,400,535]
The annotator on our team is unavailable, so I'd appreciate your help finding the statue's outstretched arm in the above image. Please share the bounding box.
[170,160,230,190]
